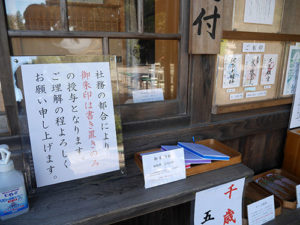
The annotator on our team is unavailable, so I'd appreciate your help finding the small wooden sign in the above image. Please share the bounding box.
[189,0,223,54]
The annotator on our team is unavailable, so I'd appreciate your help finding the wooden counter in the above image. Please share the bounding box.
[4,161,253,225]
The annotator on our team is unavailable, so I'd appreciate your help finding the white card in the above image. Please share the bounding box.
[226,88,236,93]
[246,91,267,98]
[244,0,275,25]
[223,55,242,88]
[247,195,275,225]
[261,54,278,85]
[297,184,300,208]
[243,54,261,87]
[243,43,265,53]
[230,93,243,100]
[132,88,164,103]
[194,178,245,225]
[142,148,186,189]
[21,63,120,187]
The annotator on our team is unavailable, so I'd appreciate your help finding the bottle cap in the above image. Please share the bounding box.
[0,145,14,172]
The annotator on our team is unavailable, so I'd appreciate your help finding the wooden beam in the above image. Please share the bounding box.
[8,30,181,40]
[223,31,300,42]
[0,1,19,134]
[60,0,69,31]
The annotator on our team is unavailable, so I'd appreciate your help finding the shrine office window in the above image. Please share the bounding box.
[2,0,188,128]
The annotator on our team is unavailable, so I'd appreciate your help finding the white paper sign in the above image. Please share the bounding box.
[264,85,271,89]
[243,43,265,53]
[243,54,261,87]
[297,185,300,208]
[21,62,120,187]
[223,55,242,88]
[246,91,267,98]
[261,54,278,85]
[290,64,300,129]
[132,88,164,103]
[247,195,275,225]
[142,148,186,189]
[230,93,243,100]
[244,0,276,25]
[194,178,245,225]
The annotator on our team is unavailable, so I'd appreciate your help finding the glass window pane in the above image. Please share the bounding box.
[67,0,137,32]
[109,39,178,104]
[11,38,103,56]
[144,0,179,33]
[5,0,61,30]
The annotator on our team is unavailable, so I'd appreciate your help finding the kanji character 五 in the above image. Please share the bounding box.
[224,184,238,199]
[223,209,236,225]
[192,5,220,39]
[201,210,214,224]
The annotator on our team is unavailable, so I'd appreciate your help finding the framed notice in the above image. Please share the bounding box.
[213,40,284,108]
[12,56,125,189]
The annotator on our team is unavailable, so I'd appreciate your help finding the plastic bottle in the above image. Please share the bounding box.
[0,145,29,220]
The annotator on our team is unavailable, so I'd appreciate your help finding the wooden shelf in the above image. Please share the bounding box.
[212,98,293,114]
[4,160,253,225]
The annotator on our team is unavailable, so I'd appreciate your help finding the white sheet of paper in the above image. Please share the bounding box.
[243,54,261,87]
[142,148,186,189]
[290,64,300,129]
[243,43,265,53]
[261,54,278,85]
[244,0,276,25]
[21,62,120,187]
[230,93,243,100]
[246,91,267,98]
[297,185,300,208]
[194,178,245,225]
[226,88,236,93]
[132,88,164,103]
[223,54,242,88]
[283,46,300,95]
[247,195,275,225]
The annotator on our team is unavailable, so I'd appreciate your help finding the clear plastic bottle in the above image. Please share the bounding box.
[0,145,29,220]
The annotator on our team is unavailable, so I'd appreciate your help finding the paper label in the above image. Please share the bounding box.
[243,54,261,87]
[194,178,245,225]
[243,43,265,53]
[226,89,236,93]
[246,91,267,98]
[244,87,256,92]
[21,63,120,187]
[244,0,275,25]
[230,93,243,100]
[264,85,272,89]
[247,195,275,225]
[142,148,186,189]
[296,184,300,208]
[223,55,242,88]
[132,88,164,103]
[290,64,300,129]
[0,186,28,217]
[261,54,278,85]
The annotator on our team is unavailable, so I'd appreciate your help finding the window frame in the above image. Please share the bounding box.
[0,0,189,133]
